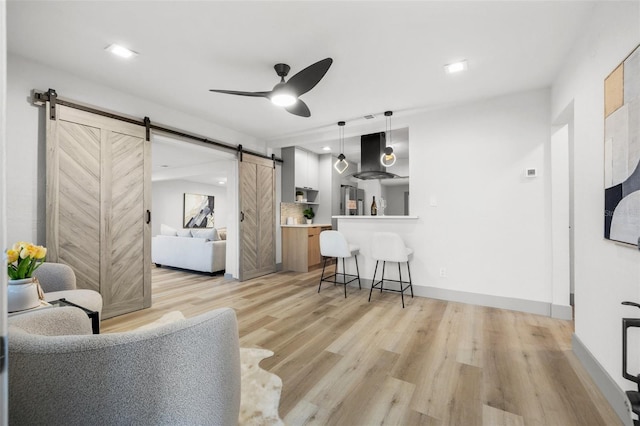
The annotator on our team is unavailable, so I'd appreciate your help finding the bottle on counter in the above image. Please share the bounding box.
[371,196,377,216]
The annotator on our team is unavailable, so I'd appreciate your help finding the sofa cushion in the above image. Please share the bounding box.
[192,228,218,241]
[217,227,227,240]
[177,229,192,237]
[161,224,178,236]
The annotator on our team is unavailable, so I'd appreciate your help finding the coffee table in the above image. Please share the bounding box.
[49,298,100,334]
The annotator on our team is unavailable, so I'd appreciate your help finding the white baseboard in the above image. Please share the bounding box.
[551,303,573,320]
[347,280,571,319]
[572,334,633,426]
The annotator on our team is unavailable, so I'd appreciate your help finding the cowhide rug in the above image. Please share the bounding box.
[137,311,284,425]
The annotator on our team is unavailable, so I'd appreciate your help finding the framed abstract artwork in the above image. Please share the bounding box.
[183,193,215,228]
[604,43,640,244]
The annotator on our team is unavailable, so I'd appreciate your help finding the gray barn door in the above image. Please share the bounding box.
[46,104,151,318]
[239,153,275,281]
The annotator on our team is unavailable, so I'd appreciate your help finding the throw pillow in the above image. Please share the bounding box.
[177,229,192,238]
[217,227,227,240]
[160,224,178,236]
[191,228,218,241]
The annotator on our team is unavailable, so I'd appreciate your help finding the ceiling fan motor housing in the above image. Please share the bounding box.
[274,63,291,78]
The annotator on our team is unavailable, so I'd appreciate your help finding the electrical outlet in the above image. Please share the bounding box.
[439,268,447,277]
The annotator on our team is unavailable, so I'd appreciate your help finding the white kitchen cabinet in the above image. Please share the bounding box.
[294,148,318,190]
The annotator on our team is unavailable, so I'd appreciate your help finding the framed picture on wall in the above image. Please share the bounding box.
[604,43,640,244]
[183,193,215,228]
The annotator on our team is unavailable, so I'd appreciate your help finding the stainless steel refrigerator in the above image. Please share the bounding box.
[340,185,364,215]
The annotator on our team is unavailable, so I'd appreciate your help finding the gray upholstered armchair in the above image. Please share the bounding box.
[32,262,103,316]
[8,307,241,425]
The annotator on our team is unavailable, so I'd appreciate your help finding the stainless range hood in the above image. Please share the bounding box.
[352,132,401,180]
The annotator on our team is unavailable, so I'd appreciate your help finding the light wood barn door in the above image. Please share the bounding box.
[239,153,275,281]
[46,104,151,318]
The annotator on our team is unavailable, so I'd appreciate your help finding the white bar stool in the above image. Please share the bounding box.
[369,232,414,308]
[318,230,361,298]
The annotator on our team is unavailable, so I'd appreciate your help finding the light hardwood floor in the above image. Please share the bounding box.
[102,266,622,425]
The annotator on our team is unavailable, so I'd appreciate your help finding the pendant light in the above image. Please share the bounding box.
[334,121,348,174]
[381,111,397,167]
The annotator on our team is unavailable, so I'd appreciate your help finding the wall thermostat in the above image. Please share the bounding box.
[525,168,537,178]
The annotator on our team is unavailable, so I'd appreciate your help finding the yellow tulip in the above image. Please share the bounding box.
[19,246,29,259]
[35,245,47,259]
[6,249,18,264]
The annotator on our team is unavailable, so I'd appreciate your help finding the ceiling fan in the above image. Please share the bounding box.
[209,58,333,117]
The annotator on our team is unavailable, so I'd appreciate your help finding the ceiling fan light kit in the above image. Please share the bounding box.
[210,58,333,117]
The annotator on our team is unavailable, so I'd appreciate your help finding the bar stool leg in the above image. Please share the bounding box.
[342,257,347,298]
[380,262,386,293]
[318,256,328,293]
[398,262,405,309]
[407,261,414,298]
[355,255,361,289]
[369,260,379,303]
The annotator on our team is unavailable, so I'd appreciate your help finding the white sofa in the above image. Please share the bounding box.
[152,230,226,274]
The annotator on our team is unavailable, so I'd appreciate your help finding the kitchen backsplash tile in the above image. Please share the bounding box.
[280,203,306,225]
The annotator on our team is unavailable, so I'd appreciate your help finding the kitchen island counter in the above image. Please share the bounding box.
[332,215,420,282]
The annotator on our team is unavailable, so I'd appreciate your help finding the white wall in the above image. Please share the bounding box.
[403,88,552,303]
[551,0,640,393]
[151,180,227,236]
[6,54,266,245]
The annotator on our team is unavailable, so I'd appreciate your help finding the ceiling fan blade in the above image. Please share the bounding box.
[209,89,271,98]
[285,58,333,97]
[285,99,311,117]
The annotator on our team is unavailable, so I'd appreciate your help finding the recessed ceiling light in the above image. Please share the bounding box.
[218,181,226,185]
[322,146,331,151]
[105,44,138,59]
[444,60,468,74]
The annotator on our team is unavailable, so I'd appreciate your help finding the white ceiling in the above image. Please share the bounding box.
[151,134,235,186]
[7,1,597,180]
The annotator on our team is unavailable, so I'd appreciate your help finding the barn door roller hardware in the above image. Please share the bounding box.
[32,88,58,120]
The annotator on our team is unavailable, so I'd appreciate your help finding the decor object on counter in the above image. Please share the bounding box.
[303,207,315,224]
[371,196,377,216]
[378,197,386,216]
[604,43,640,244]
[152,224,226,274]
[334,121,348,174]
[6,241,47,312]
[381,111,397,167]
[296,190,304,202]
[184,193,215,228]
